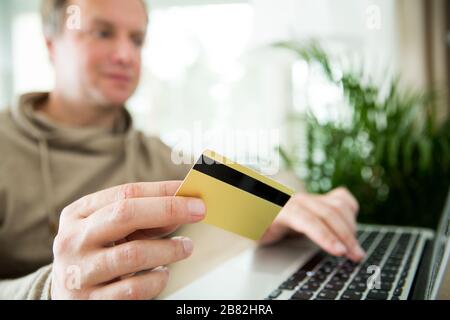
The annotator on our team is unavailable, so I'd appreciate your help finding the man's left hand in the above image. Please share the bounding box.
[259,187,366,262]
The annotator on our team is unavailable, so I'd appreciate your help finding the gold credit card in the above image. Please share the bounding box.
[175,150,294,240]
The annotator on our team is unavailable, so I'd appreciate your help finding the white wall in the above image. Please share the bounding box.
[250,0,399,75]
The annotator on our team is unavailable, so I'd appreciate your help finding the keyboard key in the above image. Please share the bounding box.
[382,265,400,272]
[279,280,297,290]
[300,282,321,291]
[347,282,367,291]
[318,266,333,274]
[311,274,328,282]
[291,290,314,300]
[366,290,389,300]
[387,257,403,264]
[315,270,327,278]
[267,289,282,299]
[385,232,396,237]
[384,261,402,269]
[355,273,370,280]
[332,274,350,282]
[290,271,307,283]
[394,287,403,296]
[341,291,363,300]
[316,290,338,300]
[389,253,404,259]
[381,273,396,282]
[379,283,393,291]
[299,253,326,272]
[324,281,345,291]
[399,234,411,242]
[343,260,359,268]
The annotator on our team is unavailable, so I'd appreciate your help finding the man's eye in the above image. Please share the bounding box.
[133,38,144,47]
[93,30,112,39]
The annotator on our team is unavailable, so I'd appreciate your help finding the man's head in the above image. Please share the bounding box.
[41,0,148,108]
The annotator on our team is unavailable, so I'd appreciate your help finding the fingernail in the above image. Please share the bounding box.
[173,236,194,255]
[153,266,169,273]
[187,199,206,216]
[333,242,347,255]
[354,244,366,259]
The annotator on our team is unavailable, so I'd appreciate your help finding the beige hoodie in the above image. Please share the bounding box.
[0,92,190,299]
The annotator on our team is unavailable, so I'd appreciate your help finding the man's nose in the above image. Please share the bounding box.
[112,37,136,66]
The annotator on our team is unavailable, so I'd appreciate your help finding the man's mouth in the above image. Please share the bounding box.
[104,73,133,84]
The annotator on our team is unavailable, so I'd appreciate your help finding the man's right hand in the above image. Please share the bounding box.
[51,181,206,300]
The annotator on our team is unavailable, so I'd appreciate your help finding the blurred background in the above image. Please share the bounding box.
[0,0,449,228]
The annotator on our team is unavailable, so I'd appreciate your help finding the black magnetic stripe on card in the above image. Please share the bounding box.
[192,155,291,207]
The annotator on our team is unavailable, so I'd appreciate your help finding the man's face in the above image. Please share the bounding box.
[50,0,147,107]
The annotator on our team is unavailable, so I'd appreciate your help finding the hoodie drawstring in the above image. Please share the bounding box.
[38,139,58,234]
[125,130,138,183]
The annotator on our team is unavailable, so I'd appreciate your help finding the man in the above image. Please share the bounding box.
[0,0,365,300]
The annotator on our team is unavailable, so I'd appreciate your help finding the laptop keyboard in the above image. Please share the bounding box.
[266,228,422,300]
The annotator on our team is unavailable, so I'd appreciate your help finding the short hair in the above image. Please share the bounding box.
[41,0,69,38]
[40,0,149,38]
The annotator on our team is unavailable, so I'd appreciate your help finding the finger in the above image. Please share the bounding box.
[84,197,205,245]
[320,194,357,222]
[285,203,349,257]
[297,195,364,261]
[125,225,180,241]
[318,196,357,233]
[64,181,183,219]
[258,220,289,246]
[89,267,169,300]
[327,187,359,213]
[83,237,192,287]
[320,196,357,234]
[294,193,356,235]
[112,226,180,246]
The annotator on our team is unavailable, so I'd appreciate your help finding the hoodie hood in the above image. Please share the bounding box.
[11,92,135,152]
[10,92,138,231]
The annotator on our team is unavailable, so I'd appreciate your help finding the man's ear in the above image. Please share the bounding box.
[45,36,55,64]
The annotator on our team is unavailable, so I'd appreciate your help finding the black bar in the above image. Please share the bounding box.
[192,155,291,207]
[0,300,443,317]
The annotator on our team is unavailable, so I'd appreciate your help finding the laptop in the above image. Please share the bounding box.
[165,190,450,300]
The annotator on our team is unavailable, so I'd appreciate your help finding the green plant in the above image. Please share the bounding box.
[275,41,450,228]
